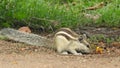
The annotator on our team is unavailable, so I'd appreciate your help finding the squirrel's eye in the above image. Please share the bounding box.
[78,37,83,41]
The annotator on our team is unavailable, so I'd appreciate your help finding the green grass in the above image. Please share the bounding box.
[0,0,120,31]
[89,34,120,45]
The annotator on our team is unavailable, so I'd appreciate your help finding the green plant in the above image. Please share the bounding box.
[0,0,119,31]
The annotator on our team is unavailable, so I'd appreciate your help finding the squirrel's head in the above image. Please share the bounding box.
[78,34,90,48]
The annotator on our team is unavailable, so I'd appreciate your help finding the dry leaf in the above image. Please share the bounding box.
[12,61,18,64]
[98,42,105,47]
[86,2,104,10]
[111,42,120,48]
[96,46,103,54]
[18,26,31,33]
[83,13,101,21]
[20,47,29,51]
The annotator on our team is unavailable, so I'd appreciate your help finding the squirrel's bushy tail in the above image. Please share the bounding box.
[0,28,53,47]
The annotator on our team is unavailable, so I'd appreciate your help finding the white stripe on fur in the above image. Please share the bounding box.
[55,31,78,40]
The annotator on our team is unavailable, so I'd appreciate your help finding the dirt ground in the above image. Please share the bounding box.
[0,40,120,68]
[0,27,120,68]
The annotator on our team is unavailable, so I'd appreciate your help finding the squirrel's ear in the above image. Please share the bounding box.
[80,31,90,38]
[82,34,87,39]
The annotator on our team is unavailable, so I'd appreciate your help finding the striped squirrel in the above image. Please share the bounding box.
[0,28,91,55]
